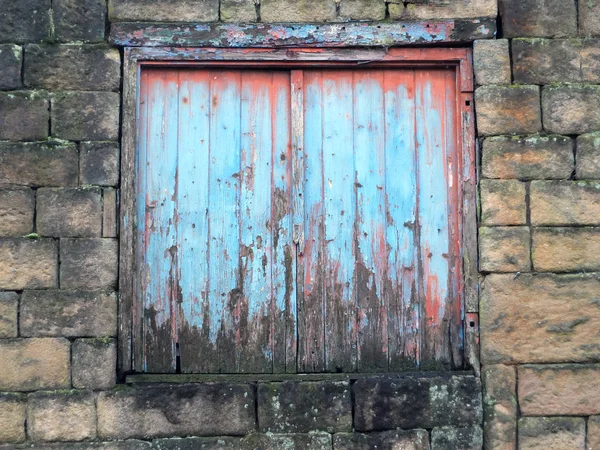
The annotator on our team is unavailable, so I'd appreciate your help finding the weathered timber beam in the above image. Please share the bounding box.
[109,20,496,47]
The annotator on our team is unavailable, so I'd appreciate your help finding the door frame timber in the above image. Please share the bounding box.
[119,47,477,377]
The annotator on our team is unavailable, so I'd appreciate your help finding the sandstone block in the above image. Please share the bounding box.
[0,394,26,443]
[475,86,541,136]
[518,417,585,450]
[53,0,107,42]
[103,188,118,238]
[220,0,257,22]
[0,188,34,236]
[576,132,600,179]
[0,338,70,391]
[80,141,119,186]
[60,238,118,289]
[543,84,600,134]
[589,416,600,450]
[28,391,96,442]
[0,92,48,141]
[339,0,386,20]
[580,2,600,36]
[155,434,332,450]
[26,442,151,450]
[430,426,483,450]
[25,45,120,91]
[530,181,600,225]
[473,39,511,86]
[480,179,526,225]
[482,365,517,450]
[512,39,581,84]
[0,238,57,289]
[37,188,103,237]
[582,40,600,84]
[0,45,22,90]
[108,0,218,21]
[260,0,336,22]
[334,430,429,450]
[500,0,577,38]
[533,227,600,271]
[97,384,255,439]
[72,338,116,389]
[478,226,530,272]
[0,292,18,338]
[389,0,497,20]
[0,0,51,43]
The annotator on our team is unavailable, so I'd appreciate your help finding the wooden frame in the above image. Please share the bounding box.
[119,47,477,377]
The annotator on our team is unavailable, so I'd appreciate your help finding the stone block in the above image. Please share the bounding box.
[0,141,78,187]
[478,226,530,272]
[482,135,574,180]
[0,338,70,391]
[481,274,600,364]
[431,426,483,450]
[0,238,57,289]
[37,188,103,237]
[0,188,34,236]
[20,290,117,338]
[260,0,337,22]
[475,86,541,136]
[258,381,351,433]
[500,0,577,38]
[482,365,517,450]
[577,132,600,179]
[589,416,600,450]
[334,430,430,450]
[582,39,600,84]
[339,0,386,21]
[0,45,22,90]
[103,188,118,238]
[25,45,120,91]
[220,0,257,22]
[533,227,600,271]
[72,338,116,389]
[60,238,118,289]
[0,0,51,43]
[97,384,255,439]
[473,39,511,86]
[389,0,497,20]
[0,92,48,141]
[543,84,600,134]
[580,1,600,36]
[530,181,600,225]
[108,0,218,21]
[518,417,585,450]
[512,39,581,84]
[480,179,526,225]
[353,374,482,431]
[80,141,119,186]
[154,434,332,450]
[53,0,107,42]
[0,292,18,338]
[28,391,96,442]
[51,91,120,141]
[0,394,26,443]
[29,442,152,449]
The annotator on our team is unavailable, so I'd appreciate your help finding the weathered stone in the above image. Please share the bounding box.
[0,394,26,443]
[589,416,600,450]
[258,381,352,433]
[0,338,70,391]
[530,181,600,225]
[0,45,22,90]
[478,226,530,272]
[97,384,255,439]
[0,188,34,236]
[512,39,581,84]
[60,238,118,289]
[473,39,511,86]
[430,426,483,450]
[339,0,386,21]
[482,135,574,180]
[53,0,107,42]
[28,391,96,442]
[580,1,600,36]
[533,227,600,271]
[37,188,103,237]
[480,180,526,225]
[0,238,57,289]
[0,292,18,340]
[154,434,332,450]
[80,141,120,186]
[220,0,257,22]
[20,290,117,337]
[108,0,219,21]
[481,274,600,364]
[353,375,482,431]
[0,0,51,43]
[482,365,517,450]
[582,39,600,84]
[51,91,120,141]
[334,430,430,450]
[72,338,116,389]
[260,0,337,22]
[518,416,585,450]
[0,92,48,141]
[500,0,577,38]
[24,442,152,450]
[389,0,497,20]
[543,84,600,134]
[475,86,541,136]
[25,45,120,91]
[577,132,600,179]
[0,141,78,187]
[103,188,118,238]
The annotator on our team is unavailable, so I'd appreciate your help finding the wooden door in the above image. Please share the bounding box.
[136,67,463,374]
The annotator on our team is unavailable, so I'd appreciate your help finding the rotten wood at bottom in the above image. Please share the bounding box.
[109,20,496,48]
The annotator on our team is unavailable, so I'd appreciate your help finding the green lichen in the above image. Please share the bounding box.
[22,233,40,239]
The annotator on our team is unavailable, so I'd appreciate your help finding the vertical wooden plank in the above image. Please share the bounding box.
[321,70,356,373]
[143,69,179,373]
[383,70,420,371]
[177,70,216,373]
[353,70,388,372]
[209,70,242,373]
[298,70,325,372]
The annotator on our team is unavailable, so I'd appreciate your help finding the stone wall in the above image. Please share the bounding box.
[0,0,599,448]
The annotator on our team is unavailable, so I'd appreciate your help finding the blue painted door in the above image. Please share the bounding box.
[136,67,463,373]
